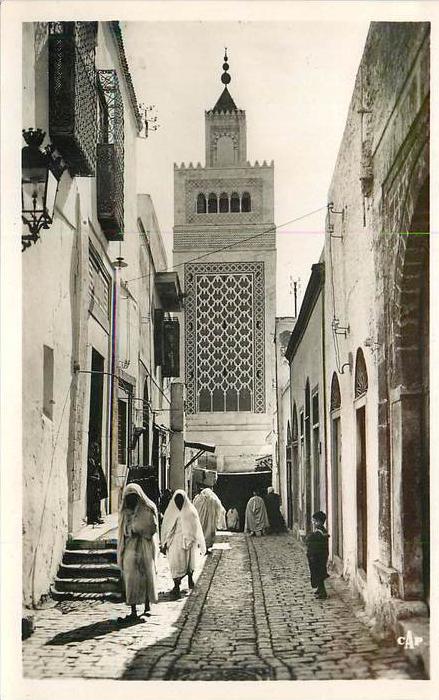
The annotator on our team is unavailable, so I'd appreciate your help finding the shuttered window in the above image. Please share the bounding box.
[88,245,111,331]
[118,398,127,464]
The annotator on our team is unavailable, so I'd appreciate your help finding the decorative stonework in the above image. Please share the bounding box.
[185,178,263,224]
[185,261,265,414]
[174,231,276,251]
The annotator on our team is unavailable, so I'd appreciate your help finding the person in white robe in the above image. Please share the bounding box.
[226,506,240,531]
[244,491,270,536]
[193,487,226,550]
[160,490,206,599]
[117,483,159,622]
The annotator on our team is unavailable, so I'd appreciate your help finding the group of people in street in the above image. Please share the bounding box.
[115,481,330,621]
[244,486,287,536]
[117,485,224,622]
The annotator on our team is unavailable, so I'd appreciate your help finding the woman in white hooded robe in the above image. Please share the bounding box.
[193,487,226,550]
[117,483,159,622]
[160,490,206,599]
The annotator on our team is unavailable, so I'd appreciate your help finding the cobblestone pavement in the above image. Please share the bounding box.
[22,533,426,680]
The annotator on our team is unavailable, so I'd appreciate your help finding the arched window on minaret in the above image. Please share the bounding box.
[196,193,206,213]
[219,192,229,213]
[216,135,235,165]
[242,191,251,212]
[208,192,218,213]
[230,192,240,212]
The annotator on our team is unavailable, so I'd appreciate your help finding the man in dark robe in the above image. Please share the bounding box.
[86,440,108,525]
[306,510,329,599]
[264,486,287,533]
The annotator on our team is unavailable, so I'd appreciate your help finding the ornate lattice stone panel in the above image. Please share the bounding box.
[185,178,263,224]
[185,262,265,414]
[174,231,276,251]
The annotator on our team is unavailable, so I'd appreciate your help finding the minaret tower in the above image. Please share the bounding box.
[173,51,276,482]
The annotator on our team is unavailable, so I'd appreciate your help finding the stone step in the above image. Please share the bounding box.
[51,588,123,602]
[63,549,117,565]
[58,562,121,579]
[54,576,122,594]
[67,538,117,550]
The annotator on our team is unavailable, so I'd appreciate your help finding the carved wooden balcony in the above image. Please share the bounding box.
[48,22,97,176]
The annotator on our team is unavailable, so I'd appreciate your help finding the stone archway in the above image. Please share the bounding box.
[389,177,429,602]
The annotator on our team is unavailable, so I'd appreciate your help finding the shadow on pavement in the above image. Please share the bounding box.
[46,617,146,645]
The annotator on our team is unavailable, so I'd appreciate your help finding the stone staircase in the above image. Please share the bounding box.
[51,538,123,602]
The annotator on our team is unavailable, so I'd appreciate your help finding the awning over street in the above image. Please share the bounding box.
[184,440,216,470]
[155,271,183,311]
[184,440,215,453]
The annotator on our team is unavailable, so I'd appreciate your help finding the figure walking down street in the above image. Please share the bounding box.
[306,510,330,600]
[193,487,226,550]
[226,506,240,531]
[86,440,108,525]
[264,486,287,534]
[117,483,159,622]
[160,490,206,599]
[244,490,270,537]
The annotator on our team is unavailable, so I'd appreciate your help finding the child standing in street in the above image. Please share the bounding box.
[306,510,330,600]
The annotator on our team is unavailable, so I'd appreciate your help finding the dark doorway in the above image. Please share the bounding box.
[214,472,272,531]
[305,381,312,532]
[331,415,343,558]
[86,349,105,523]
[88,349,104,444]
[286,448,292,528]
[356,405,367,572]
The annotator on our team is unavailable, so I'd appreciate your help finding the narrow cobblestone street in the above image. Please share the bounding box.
[22,532,425,681]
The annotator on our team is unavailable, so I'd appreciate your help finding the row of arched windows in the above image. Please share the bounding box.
[287,348,369,565]
[196,191,252,214]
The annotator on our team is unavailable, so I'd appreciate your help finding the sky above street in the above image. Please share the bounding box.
[122,20,370,315]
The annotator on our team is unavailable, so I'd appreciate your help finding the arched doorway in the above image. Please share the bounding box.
[285,420,292,528]
[330,372,343,559]
[292,405,299,529]
[304,380,312,531]
[389,177,429,602]
[354,349,368,574]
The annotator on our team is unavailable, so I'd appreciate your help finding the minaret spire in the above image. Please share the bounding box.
[212,48,237,113]
[221,48,231,85]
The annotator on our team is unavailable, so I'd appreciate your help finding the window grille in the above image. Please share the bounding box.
[292,406,298,444]
[242,191,251,212]
[97,70,124,241]
[219,192,229,213]
[208,193,218,213]
[196,193,206,213]
[354,348,368,398]
[330,372,341,411]
[230,192,240,212]
[312,391,319,427]
[162,318,180,378]
[118,398,127,464]
[184,262,265,414]
[49,22,97,176]
[154,309,165,367]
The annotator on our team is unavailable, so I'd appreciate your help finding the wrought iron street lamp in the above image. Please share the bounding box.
[21,128,64,251]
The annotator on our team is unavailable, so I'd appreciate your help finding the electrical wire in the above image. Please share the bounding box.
[125,205,328,285]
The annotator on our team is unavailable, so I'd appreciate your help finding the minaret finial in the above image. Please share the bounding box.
[221,48,231,85]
